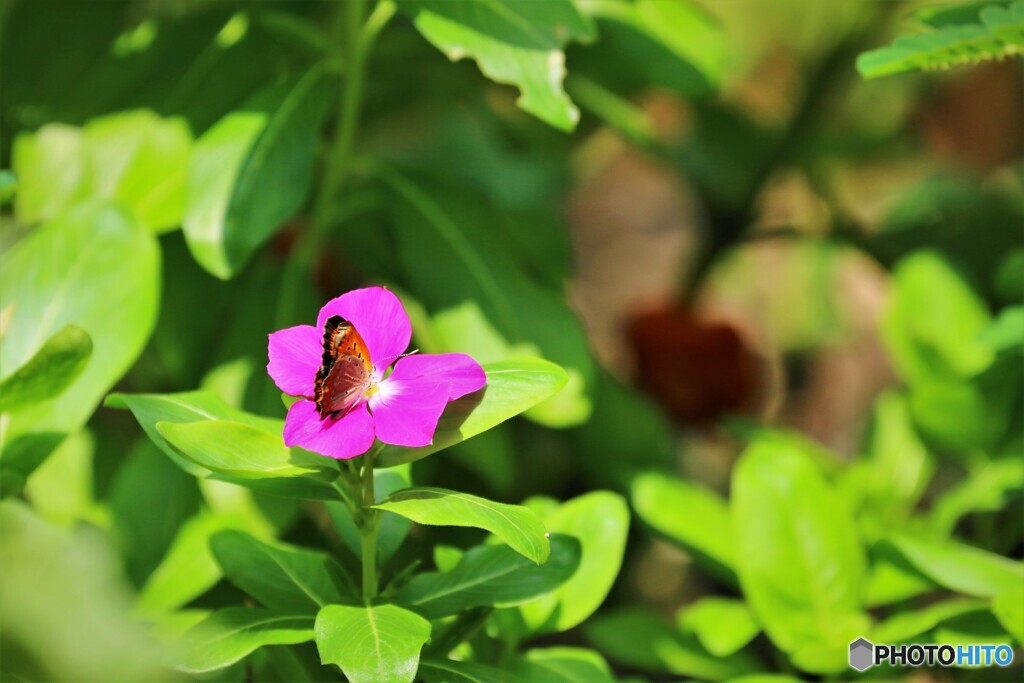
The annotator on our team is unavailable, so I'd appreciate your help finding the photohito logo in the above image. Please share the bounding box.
[849,638,1015,671]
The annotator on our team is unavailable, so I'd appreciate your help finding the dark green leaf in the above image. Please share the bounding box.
[0,325,92,413]
[314,603,431,683]
[375,487,549,563]
[182,68,331,278]
[396,535,581,619]
[732,436,869,673]
[175,608,315,673]
[396,0,596,130]
[418,659,519,683]
[376,359,569,467]
[211,530,354,612]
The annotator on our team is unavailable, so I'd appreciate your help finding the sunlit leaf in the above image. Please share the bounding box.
[886,533,1024,598]
[512,647,616,683]
[175,608,315,673]
[677,597,760,658]
[375,487,549,563]
[396,0,596,130]
[314,603,431,683]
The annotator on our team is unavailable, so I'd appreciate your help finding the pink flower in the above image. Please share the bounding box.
[267,287,486,459]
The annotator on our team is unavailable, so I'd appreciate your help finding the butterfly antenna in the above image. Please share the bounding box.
[379,349,419,364]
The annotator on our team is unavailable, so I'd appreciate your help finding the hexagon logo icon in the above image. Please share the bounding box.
[849,637,874,671]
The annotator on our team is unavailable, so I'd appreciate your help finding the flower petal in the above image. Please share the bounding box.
[388,353,487,400]
[283,399,375,459]
[316,287,411,372]
[369,379,451,448]
[267,325,322,397]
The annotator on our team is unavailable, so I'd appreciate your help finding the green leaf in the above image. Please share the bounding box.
[873,598,987,643]
[329,466,413,564]
[135,511,236,615]
[577,0,726,97]
[396,534,581,619]
[929,458,1024,536]
[375,487,549,563]
[376,358,569,467]
[156,419,338,481]
[857,2,1024,78]
[418,659,519,683]
[677,598,760,658]
[182,67,331,278]
[12,111,192,231]
[518,491,629,632]
[23,429,95,526]
[0,169,17,203]
[631,471,736,581]
[396,0,596,130]
[314,604,431,683]
[886,533,1024,598]
[175,608,315,673]
[883,251,994,382]
[108,391,342,500]
[992,585,1024,643]
[731,436,869,673]
[978,304,1024,353]
[210,530,354,612]
[933,609,1014,646]
[512,647,616,683]
[0,203,159,482]
[865,541,938,607]
[0,325,91,413]
[583,607,759,680]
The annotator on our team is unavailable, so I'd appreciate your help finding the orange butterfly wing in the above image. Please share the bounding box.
[314,316,374,419]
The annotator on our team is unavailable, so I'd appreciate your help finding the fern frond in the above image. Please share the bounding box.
[857,0,1024,78]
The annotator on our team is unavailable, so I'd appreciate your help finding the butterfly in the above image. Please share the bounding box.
[314,316,374,419]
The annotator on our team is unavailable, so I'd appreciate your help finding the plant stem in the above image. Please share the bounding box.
[360,445,378,600]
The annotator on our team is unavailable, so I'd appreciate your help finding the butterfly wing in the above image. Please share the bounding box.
[315,316,374,419]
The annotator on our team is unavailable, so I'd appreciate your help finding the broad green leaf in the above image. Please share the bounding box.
[105,390,282,476]
[732,437,868,672]
[583,607,759,680]
[419,659,519,683]
[906,367,1017,452]
[397,535,581,619]
[873,598,987,643]
[677,598,760,658]
[930,458,1024,536]
[0,203,159,483]
[519,491,629,632]
[512,647,615,683]
[375,487,549,563]
[314,604,431,683]
[0,324,92,413]
[175,608,315,673]
[883,251,994,382]
[886,533,1024,598]
[156,419,338,481]
[0,501,164,682]
[182,68,331,278]
[992,585,1024,643]
[210,530,353,612]
[631,471,736,581]
[578,0,726,96]
[108,390,342,500]
[376,358,569,467]
[978,304,1024,352]
[329,466,412,564]
[12,111,192,231]
[396,0,596,130]
[857,2,1024,78]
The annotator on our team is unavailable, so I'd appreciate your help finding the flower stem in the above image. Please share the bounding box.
[360,445,378,600]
